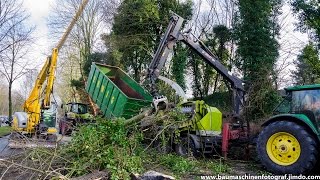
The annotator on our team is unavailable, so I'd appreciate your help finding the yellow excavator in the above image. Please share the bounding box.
[10,0,89,148]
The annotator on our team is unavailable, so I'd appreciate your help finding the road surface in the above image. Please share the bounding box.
[0,134,72,158]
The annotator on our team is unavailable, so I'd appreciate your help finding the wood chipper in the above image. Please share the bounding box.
[86,12,249,158]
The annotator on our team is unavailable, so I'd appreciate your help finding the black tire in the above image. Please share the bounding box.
[175,136,201,157]
[59,120,67,135]
[154,139,172,154]
[257,120,318,174]
[47,134,57,142]
[58,121,62,134]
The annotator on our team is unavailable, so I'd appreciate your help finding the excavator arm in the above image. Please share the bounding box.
[13,0,89,134]
[22,56,52,133]
[147,12,244,114]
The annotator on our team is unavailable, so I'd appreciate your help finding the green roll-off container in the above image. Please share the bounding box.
[86,63,153,119]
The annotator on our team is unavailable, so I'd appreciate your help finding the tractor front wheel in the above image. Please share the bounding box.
[257,121,318,174]
[59,120,68,135]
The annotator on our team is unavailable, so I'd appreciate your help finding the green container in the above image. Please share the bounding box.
[86,63,153,119]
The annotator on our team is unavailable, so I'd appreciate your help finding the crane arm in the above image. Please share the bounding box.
[147,12,244,114]
[43,0,89,108]
[21,0,89,133]
[180,33,244,114]
[56,0,88,51]
[23,58,51,132]
[147,15,184,96]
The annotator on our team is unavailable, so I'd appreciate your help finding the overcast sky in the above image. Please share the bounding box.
[20,0,309,92]
[23,0,55,62]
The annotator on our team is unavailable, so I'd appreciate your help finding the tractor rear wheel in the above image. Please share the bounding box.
[257,121,318,174]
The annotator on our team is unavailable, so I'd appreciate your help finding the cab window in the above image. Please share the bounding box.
[291,89,320,117]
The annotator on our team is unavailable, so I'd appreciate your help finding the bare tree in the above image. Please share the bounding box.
[0,0,27,53]
[20,68,38,100]
[0,1,34,119]
[0,81,8,115]
[48,0,108,114]
[187,0,237,97]
[100,0,121,28]
[0,79,24,115]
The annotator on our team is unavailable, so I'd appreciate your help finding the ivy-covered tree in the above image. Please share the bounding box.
[293,43,320,85]
[109,0,193,84]
[292,0,320,46]
[234,0,282,120]
[209,25,232,93]
[111,0,159,81]
[171,44,188,91]
[190,25,232,98]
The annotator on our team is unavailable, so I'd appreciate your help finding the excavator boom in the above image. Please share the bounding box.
[12,0,89,143]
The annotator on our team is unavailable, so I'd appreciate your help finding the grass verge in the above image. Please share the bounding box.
[0,126,11,137]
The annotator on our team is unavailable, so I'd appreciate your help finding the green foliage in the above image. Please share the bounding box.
[293,43,320,85]
[101,34,123,67]
[111,0,160,81]
[206,160,230,174]
[203,92,232,113]
[234,0,282,120]
[145,151,229,177]
[158,154,196,174]
[59,111,231,178]
[70,78,84,90]
[292,0,320,45]
[190,55,205,98]
[247,87,281,119]
[0,126,11,137]
[171,44,188,91]
[211,25,232,64]
[62,118,144,179]
[83,52,108,77]
[106,0,193,82]
[157,0,193,22]
[190,25,232,98]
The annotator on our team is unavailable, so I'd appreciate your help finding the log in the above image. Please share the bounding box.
[124,108,153,126]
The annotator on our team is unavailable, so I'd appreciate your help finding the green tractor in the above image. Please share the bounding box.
[258,84,320,174]
[59,102,93,135]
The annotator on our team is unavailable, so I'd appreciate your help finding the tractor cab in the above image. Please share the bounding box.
[63,102,93,120]
[66,103,88,115]
[59,102,93,135]
[274,84,320,122]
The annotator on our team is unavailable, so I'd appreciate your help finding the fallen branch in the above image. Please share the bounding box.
[0,158,45,174]
[125,108,153,126]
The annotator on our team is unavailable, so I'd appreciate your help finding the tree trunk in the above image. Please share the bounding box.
[213,74,219,92]
[8,82,12,122]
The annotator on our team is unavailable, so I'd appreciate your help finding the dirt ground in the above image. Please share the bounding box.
[0,135,266,180]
